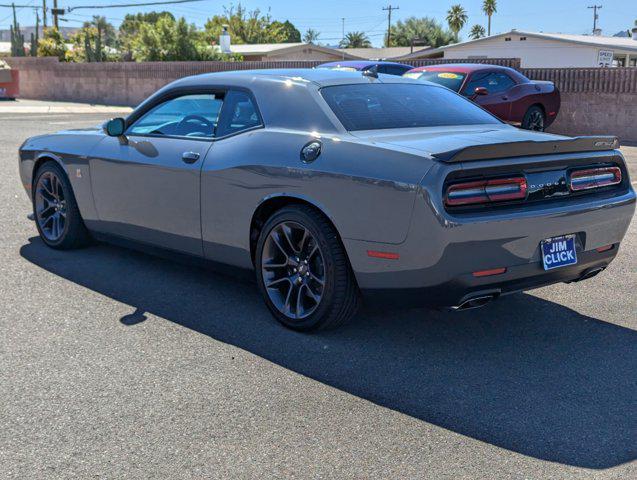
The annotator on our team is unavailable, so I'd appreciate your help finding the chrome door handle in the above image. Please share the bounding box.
[182,151,200,164]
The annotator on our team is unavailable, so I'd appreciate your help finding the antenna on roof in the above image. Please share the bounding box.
[362,64,379,79]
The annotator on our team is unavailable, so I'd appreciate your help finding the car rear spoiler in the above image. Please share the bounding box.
[431,136,619,163]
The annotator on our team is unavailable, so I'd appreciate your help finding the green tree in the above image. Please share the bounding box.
[340,31,371,48]
[303,28,320,44]
[204,4,298,44]
[446,4,468,42]
[131,15,241,61]
[469,24,486,40]
[37,28,67,60]
[67,16,117,62]
[387,16,455,48]
[270,20,301,42]
[83,16,117,47]
[118,11,174,60]
[482,0,497,36]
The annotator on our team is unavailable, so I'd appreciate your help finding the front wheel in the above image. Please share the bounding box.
[255,205,360,331]
[33,161,91,249]
[521,106,545,131]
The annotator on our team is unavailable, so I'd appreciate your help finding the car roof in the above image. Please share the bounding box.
[170,68,418,88]
[408,63,516,74]
[317,60,412,69]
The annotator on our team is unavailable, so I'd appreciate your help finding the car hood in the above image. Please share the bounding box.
[350,124,568,158]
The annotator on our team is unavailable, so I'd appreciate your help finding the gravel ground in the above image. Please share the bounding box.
[1,110,636,479]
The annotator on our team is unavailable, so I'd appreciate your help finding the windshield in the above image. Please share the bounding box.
[404,71,466,91]
[321,83,499,131]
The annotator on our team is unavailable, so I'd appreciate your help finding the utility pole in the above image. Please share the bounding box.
[42,0,46,29]
[52,0,58,30]
[341,17,345,59]
[382,4,399,47]
[588,5,602,33]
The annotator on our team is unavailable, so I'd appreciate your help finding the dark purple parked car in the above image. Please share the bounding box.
[316,60,413,76]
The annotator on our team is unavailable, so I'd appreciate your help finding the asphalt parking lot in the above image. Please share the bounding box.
[1,106,636,479]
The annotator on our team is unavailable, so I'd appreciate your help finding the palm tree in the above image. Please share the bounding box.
[482,0,497,36]
[303,28,320,44]
[339,31,371,48]
[469,24,486,40]
[446,5,468,42]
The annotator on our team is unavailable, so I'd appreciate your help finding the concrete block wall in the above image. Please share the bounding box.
[547,92,637,142]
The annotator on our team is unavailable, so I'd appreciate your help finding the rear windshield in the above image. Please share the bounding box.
[317,66,357,72]
[405,71,466,92]
[321,83,499,131]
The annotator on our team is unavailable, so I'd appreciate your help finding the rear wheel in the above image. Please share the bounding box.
[33,161,91,249]
[255,205,360,331]
[521,105,545,131]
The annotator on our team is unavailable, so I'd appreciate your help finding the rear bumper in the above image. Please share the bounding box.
[361,245,618,308]
[345,165,635,305]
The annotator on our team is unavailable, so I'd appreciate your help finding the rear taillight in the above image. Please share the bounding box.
[570,166,621,191]
[445,177,527,206]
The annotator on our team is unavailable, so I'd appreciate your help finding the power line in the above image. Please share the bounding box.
[381,4,398,47]
[66,0,207,12]
[587,5,602,33]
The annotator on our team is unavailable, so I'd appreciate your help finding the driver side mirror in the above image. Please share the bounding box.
[471,86,489,99]
[104,117,126,137]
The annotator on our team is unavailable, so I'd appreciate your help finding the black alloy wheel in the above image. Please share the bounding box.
[256,205,360,331]
[522,106,545,131]
[33,162,90,249]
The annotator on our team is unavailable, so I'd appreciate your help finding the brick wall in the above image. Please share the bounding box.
[5,57,637,142]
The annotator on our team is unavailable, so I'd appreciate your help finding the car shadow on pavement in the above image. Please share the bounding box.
[20,237,637,470]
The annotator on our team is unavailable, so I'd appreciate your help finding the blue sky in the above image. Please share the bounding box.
[2,0,635,46]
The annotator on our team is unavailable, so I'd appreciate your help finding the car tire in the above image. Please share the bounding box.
[255,205,360,331]
[33,161,91,250]
[521,105,545,131]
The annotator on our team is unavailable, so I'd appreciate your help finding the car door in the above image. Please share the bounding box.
[89,92,223,256]
[462,71,515,120]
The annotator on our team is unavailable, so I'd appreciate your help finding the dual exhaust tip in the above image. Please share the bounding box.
[452,293,497,311]
[453,266,607,311]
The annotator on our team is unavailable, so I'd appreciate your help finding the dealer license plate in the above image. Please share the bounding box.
[541,235,578,270]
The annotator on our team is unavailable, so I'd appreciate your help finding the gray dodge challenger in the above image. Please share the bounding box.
[19,69,636,331]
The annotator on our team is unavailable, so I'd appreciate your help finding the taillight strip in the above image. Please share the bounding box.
[570,166,621,191]
[446,177,527,206]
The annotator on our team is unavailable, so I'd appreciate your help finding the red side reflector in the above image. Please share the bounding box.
[472,267,507,277]
[367,250,399,260]
[595,244,614,253]
[446,177,527,206]
[570,166,621,191]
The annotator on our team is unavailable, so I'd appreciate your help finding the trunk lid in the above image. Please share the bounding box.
[350,125,618,162]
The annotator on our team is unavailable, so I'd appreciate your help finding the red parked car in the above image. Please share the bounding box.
[404,64,560,131]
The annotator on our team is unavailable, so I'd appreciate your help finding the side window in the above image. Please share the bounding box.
[216,90,262,137]
[489,73,516,93]
[462,72,515,95]
[127,93,223,139]
[385,65,410,76]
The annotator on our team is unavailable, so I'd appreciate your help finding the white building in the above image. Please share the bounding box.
[225,43,362,61]
[398,29,637,68]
